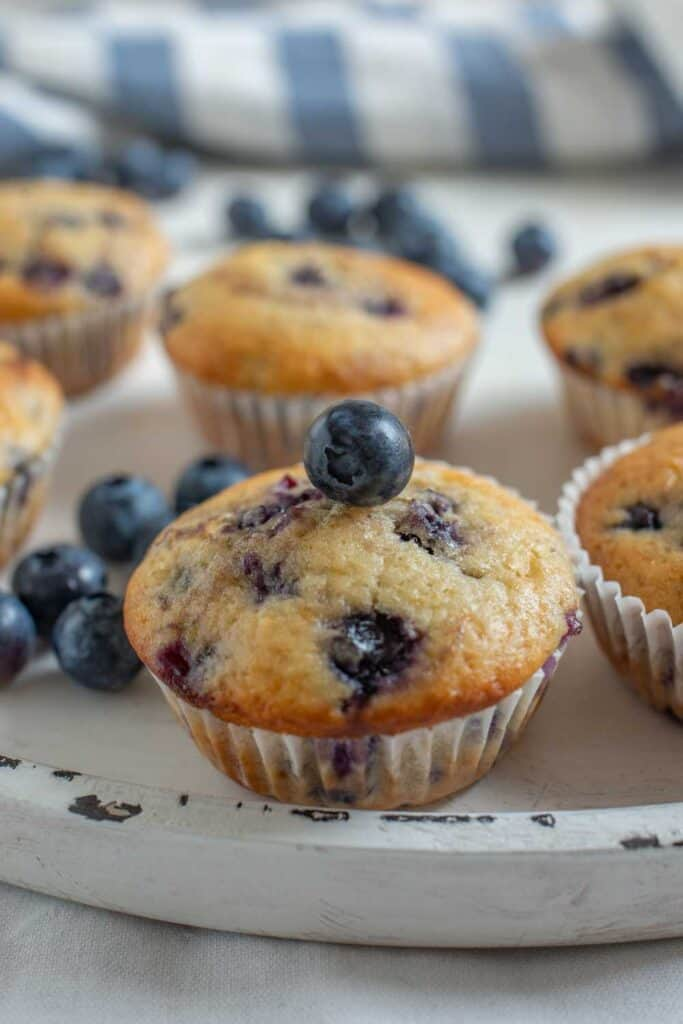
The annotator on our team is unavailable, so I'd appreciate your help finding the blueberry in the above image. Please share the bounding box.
[82,263,122,298]
[0,592,36,685]
[290,264,327,286]
[362,296,406,318]
[307,184,354,236]
[12,544,108,637]
[510,223,556,275]
[330,611,421,706]
[579,272,641,307]
[174,454,249,515]
[22,258,72,290]
[393,215,460,269]
[304,400,414,507]
[31,146,104,182]
[115,138,166,198]
[440,260,494,310]
[242,553,295,603]
[396,492,462,555]
[153,149,198,199]
[371,187,419,238]
[620,503,662,531]
[226,196,271,238]
[52,593,141,691]
[79,474,171,563]
[131,511,174,565]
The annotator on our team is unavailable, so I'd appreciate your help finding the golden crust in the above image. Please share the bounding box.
[576,423,683,625]
[0,342,62,484]
[0,180,169,321]
[125,459,579,738]
[540,245,683,401]
[162,242,479,394]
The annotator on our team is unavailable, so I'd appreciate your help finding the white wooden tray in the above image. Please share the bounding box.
[1,170,682,947]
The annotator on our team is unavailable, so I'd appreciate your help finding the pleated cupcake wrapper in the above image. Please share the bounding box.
[0,292,155,398]
[0,432,60,567]
[558,361,676,450]
[152,642,568,810]
[171,358,470,470]
[557,434,683,718]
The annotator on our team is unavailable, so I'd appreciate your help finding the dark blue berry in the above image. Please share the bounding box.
[82,263,122,298]
[362,296,406,318]
[52,593,141,691]
[115,139,182,199]
[393,215,460,269]
[396,491,462,555]
[510,223,557,275]
[371,187,419,238]
[174,454,249,515]
[12,544,108,637]
[579,272,641,306]
[131,511,174,565]
[304,400,414,507]
[440,260,494,310]
[153,149,197,199]
[242,553,295,603]
[626,362,682,389]
[22,258,72,289]
[0,592,36,685]
[227,196,271,238]
[330,611,421,705]
[621,503,662,531]
[290,264,327,286]
[32,147,104,182]
[79,474,171,563]
[307,184,354,236]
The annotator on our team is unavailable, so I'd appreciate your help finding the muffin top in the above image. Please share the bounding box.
[161,242,478,394]
[541,246,683,415]
[0,342,63,484]
[576,424,683,625]
[0,180,169,322]
[125,458,579,737]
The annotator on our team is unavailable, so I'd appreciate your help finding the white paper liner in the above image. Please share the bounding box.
[152,638,570,810]
[0,293,155,398]
[558,361,676,450]
[558,434,683,718]
[171,359,470,470]
[0,433,60,567]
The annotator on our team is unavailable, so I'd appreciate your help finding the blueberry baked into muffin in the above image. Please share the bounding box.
[126,404,580,809]
[541,246,683,447]
[0,341,63,566]
[0,180,169,395]
[161,241,479,468]
[564,424,683,717]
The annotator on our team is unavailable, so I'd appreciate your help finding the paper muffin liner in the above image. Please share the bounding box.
[0,434,60,568]
[171,358,470,470]
[0,293,156,398]
[557,361,676,450]
[152,636,571,810]
[558,434,683,718]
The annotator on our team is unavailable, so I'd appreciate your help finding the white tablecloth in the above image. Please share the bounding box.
[3,882,683,1024]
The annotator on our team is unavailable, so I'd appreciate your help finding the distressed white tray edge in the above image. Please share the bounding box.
[3,753,683,947]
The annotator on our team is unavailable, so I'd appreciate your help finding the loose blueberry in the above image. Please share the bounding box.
[0,592,36,685]
[620,503,662,531]
[115,138,166,198]
[440,260,494,310]
[396,492,462,555]
[22,258,72,289]
[131,511,174,565]
[79,474,171,563]
[31,146,103,182]
[52,593,141,692]
[82,263,122,298]
[330,611,421,705]
[174,454,249,515]
[578,272,641,306]
[307,184,354,236]
[371,187,419,238]
[510,222,556,275]
[152,149,198,199]
[304,400,414,507]
[12,544,108,637]
[393,215,460,269]
[226,195,271,238]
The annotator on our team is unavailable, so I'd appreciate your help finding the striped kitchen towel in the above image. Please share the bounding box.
[0,0,681,171]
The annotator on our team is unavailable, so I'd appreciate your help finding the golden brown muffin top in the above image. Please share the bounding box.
[576,424,683,624]
[161,242,479,394]
[0,180,169,322]
[125,459,579,738]
[541,246,683,415]
[0,342,63,483]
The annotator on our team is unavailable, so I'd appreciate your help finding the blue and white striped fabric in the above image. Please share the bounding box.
[0,0,681,171]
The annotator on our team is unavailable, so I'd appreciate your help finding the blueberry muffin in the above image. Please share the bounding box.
[161,242,479,468]
[125,458,580,808]
[0,180,169,395]
[560,424,683,718]
[541,246,683,447]
[0,342,63,565]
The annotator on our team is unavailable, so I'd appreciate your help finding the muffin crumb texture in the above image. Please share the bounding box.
[576,424,683,625]
[125,459,579,737]
[0,341,62,485]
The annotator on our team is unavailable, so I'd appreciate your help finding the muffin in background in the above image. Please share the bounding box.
[161,242,479,469]
[125,457,580,809]
[541,246,683,448]
[0,180,169,396]
[0,342,63,566]
[558,424,683,718]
